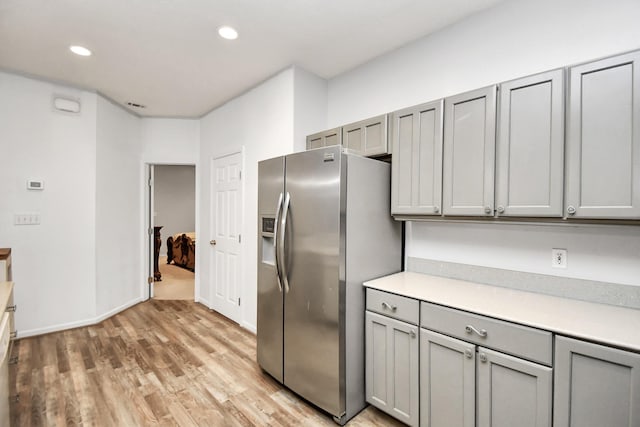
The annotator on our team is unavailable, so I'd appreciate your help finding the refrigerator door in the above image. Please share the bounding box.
[257,156,285,382]
[282,146,344,417]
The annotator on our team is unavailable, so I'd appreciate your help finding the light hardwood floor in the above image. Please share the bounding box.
[10,300,404,426]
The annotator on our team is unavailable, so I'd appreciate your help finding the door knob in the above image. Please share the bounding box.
[210,240,216,245]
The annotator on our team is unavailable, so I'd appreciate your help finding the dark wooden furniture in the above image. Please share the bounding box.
[154,226,163,281]
[167,233,196,271]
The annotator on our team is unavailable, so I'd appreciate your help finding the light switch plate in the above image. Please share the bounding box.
[14,213,41,225]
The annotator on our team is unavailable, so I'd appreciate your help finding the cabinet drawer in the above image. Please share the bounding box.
[367,289,419,325]
[421,302,552,365]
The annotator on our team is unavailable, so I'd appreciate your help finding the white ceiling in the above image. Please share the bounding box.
[0,0,504,117]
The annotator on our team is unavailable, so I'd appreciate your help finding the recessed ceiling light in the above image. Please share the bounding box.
[218,26,238,40]
[70,45,92,56]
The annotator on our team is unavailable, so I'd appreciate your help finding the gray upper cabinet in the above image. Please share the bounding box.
[554,335,640,427]
[343,114,389,157]
[565,50,640,219]
[391,100,444,216]
[443,86,497,216]
[306,127,342,150]
[496,70,565,217]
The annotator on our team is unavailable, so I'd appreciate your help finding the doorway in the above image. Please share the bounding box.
[149,164,196,300]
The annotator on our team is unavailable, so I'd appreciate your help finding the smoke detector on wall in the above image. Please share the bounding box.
[52,96,81,114]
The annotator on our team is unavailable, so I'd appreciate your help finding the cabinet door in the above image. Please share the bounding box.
[477,347,552,427]
[554,335,640,427]
[343,115,389,157]
[391,100,444,216]
[306,127,342,150]
[420,329,475,427]
[496,70,565,217]
[443,86,497,216]
[566,50,640,219]
[366,311,419,426]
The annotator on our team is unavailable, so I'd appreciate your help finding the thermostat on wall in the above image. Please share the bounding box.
[27,179,44,190]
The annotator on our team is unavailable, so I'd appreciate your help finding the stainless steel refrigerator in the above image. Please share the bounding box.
[257,146,401,424]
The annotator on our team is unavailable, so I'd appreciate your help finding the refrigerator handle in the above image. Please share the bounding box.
[273,192,284,292]
[280,192,291,293]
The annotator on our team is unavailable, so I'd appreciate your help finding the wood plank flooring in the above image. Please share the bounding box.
[10,300,404,426]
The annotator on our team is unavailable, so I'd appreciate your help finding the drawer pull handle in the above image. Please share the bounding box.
[6,304,16,312]
[409,331,416,339]
[464,349,473,359]
[381,301,397,312]
[465,325,487,338]
[479,353,487,363]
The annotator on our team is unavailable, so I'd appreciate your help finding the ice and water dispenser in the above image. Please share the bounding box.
[260,216,276,266]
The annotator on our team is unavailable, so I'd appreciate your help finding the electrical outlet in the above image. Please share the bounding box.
[551,248,567,268]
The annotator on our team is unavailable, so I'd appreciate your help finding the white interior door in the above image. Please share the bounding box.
[210,151,243,323]
[148,164,155,299]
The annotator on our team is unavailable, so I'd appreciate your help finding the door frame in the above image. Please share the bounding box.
[209,148,245,325]
[142,161,199,301]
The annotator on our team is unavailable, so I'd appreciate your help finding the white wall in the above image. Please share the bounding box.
[327,0,640,127]
[95,96,143,316]
[0,72,98,335]
[327,0,640,287]
[293,66,328,151]
[140,118,199,164]
[154,165,196,255]
[199,68,295,331]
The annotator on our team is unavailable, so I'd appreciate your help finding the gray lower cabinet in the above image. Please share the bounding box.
[443,86,497,216]
[476,347,552,427]
[554,335,640,427]
[496,69,565,217]
[565,50,640,219]
[420,329,551,427]
[391,100,444,216]
[343,114,389,157]
[420,329,475,427]
[365,310,419,426]
[306,127,342,149]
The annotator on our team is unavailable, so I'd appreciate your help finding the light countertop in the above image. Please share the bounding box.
[364,272,640,352]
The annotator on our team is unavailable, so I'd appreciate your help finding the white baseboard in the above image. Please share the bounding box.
[18,297,144,339]
[242,321,257,335]
[195,296,210,308]
[94,298,145,323]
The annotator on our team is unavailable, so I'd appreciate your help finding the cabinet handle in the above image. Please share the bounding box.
[497,205,505,214]
[9,331,17,339]
[479,353,488,363]
[567,205,576,215]
[381,301,397,312]
[433,206,440,214]
[465,325,488,338]
[484,206,492,214]
[11,394,19,403]
[410,330,416,339]
[464,349,473,359]
[9,356,18,365]
[6,304,16,312]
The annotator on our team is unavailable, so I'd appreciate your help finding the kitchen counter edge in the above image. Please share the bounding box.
[364,272,640,352]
